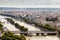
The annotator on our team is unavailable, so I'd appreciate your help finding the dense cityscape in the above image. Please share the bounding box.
[0,8,60,40]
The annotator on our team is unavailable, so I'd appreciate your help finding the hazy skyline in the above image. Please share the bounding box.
[0,0,60,8]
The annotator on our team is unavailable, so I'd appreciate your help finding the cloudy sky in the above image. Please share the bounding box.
[0,0,60,8]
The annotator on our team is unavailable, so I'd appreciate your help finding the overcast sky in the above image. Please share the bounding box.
[0,0,60,8]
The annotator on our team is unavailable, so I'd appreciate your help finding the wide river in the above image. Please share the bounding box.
[26,36,60,40]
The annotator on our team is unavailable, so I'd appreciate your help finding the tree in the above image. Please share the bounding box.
[15,23,28,31]
[0,22,3,30]
[1,31,26,40]
[6,18,15,25]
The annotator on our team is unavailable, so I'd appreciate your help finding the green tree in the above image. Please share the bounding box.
[1,31,26,40]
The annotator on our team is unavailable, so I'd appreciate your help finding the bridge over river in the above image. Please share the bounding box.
[11,30,58,36]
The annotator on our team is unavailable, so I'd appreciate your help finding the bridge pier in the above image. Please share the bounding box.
[41,33,44,36]
[36,33,39,36]
[24,33,28,36]
[20,33,28,36]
